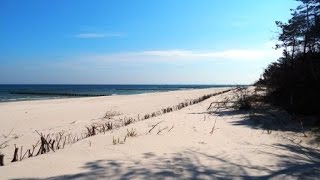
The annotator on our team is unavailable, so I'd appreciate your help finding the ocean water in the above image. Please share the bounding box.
[0,84,237,102]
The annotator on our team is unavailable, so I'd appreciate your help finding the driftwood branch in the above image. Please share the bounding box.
[148,121,163,133]
[210,119,217,134]
[168,125,174,132]
[2,128,14,138]
[157,126,168,135]
[0,140,9,149]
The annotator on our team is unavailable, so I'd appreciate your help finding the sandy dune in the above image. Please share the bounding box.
[0,88,319,179]
[0,88,227,163]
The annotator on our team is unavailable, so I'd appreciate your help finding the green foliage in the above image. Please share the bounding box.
[258,0,320,117]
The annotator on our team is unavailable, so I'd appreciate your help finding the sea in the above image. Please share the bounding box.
[0,84,239,102]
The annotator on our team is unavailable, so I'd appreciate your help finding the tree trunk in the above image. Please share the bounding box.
[303,23,308,54]
[291,38,296,60]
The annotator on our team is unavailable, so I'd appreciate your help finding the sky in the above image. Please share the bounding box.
[0,0,299,84]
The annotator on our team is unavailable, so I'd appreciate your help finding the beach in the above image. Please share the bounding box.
[0,87,319,179]
[2,0,320,178]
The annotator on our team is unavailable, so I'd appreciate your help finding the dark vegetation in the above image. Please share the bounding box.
[256,0,320,122]
[207,87,320,138]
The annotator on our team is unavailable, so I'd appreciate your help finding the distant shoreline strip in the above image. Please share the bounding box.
[9,91,110,97]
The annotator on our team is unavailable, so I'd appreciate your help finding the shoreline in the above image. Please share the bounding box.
[0,87,231,164]
[0,84,241,103]
[0,87,229,105]
[0,86,318,179]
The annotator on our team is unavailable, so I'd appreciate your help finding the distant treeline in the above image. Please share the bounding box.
[256,0,320,116]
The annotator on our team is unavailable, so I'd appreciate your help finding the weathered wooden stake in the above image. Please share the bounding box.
[11,145,19,162]
[0,154,4,166]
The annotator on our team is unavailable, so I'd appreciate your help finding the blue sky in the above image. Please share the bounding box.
[0,0,298,84]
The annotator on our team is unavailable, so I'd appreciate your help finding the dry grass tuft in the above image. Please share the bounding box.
[124,118,134,126]
[86,126,96,137]
[144,114,150,120]
[126,128,137,137]
[113,137,123,145]
[104,110,121,119]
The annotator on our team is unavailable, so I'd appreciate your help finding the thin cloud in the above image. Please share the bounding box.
[86,48,282,63]
[74,32,125,39]
[140,49,272,59]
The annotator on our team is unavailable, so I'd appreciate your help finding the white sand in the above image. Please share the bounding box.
[0,88,319,179]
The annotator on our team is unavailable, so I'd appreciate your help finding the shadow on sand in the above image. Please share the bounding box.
[15,108,320,179]
[15,143,320,180]
[201,104,319,136]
